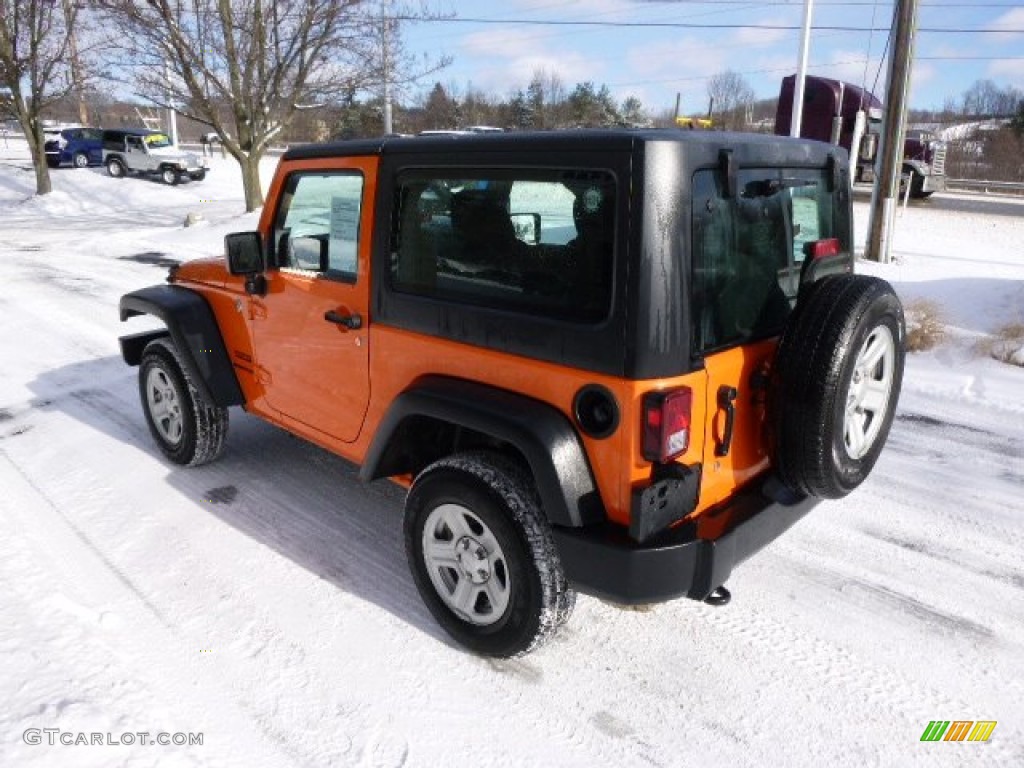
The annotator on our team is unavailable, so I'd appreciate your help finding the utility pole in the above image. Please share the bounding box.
[381,0,393,134]
[866,0,919,263]
[61,0,88,125]
[789,0,815,137]
[164,59,178,146]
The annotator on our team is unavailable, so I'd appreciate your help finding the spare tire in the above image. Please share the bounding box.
[770,275,905,499]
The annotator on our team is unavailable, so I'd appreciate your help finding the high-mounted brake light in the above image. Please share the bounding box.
[805,237,841,260]
[642,388,692,463]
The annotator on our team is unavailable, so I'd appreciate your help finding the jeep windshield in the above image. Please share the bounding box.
[144,134,173,149]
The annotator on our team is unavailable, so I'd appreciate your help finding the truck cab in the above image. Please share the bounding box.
[776,74,946,198]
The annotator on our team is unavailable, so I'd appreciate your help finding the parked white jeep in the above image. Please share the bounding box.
[103,129,208,185]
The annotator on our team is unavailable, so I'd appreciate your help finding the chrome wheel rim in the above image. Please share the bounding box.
[145,367,184,446]
[844,325,895,460]
[74,153,88,168]
[162,169,176,184]
[421,503,510,626]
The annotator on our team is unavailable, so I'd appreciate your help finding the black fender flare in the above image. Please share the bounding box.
[119,284,244,407]
[360,376,604,528]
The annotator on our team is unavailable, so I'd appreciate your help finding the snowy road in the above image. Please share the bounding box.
[1,146,1022,767]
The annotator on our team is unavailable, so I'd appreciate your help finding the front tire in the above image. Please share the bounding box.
[771,275,905,498]
[161,167,181,185]
[106,157,126,178]
[909,171,933,199]
[139,338,228,467]
[189,170,207,182]
[73,152,89,169]
[405,452,575,657]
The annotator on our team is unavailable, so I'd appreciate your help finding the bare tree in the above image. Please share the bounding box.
[960,79,1022,118]
[97,0,384,211]
[707,70,754,131]
[0,0,91,194]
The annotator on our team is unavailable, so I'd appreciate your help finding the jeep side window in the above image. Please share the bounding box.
[692,168,839,352]
[272,172,363,282]
[391,169,614,324]
[126,136,143,151]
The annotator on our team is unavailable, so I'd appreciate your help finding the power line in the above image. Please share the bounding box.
[635,1,1023,5]
[398,17,1024,34]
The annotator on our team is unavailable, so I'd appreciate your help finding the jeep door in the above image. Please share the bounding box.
[690,167,845,508]
[125,135,146,169]
[250,159,376,443]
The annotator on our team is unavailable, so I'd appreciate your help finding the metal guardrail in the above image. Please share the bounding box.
[945,178,1024,195]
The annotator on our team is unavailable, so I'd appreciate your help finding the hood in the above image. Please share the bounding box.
[150,146,202,164]
[172,256,229,288]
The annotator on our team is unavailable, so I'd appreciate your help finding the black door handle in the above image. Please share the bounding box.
[715,385,738,457]
[324,310,362,329]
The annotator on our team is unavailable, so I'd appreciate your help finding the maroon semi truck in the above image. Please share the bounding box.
[776,74,946,199]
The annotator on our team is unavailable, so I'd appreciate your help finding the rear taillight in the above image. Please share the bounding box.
[805,237,841,260]
[642,388,692,463]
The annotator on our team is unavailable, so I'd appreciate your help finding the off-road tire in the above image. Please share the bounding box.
[161,167,181,185]
[190,170,207,182]
[106,157,126,178]
[139,338,228,467]
[405,452,575,657]
[46,156,60,169]
[73,152,89,169]
[909,171,934,199]
[771,275,905,499]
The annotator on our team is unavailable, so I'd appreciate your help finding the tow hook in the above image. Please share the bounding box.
[704,586,731,606]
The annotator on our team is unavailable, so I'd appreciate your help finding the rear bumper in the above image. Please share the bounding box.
[551,476,819,605]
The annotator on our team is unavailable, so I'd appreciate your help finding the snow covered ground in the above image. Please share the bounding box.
[1,138,1022,768]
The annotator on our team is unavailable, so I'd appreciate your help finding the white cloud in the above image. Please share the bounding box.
[985,7,1024,46]
[456,28,597,96]
[911,63,936,90]
[625,38,727,80]
[732,19,791,48]
[988,58,1024,80]
[809,51,879,91]
[988,8,1024,34]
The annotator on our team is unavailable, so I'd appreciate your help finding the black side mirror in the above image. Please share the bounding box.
[226,231,263,275]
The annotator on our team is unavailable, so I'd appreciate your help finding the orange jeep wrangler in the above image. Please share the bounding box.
[119,130,905,657]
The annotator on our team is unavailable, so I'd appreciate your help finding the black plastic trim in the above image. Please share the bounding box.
[572,384,620,439]
[119,285,245,407]
[553,474,819,604]
[629,462,701,543]
[119,329,170,366]
[360,376,603,528]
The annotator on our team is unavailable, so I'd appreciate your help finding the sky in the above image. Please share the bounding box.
[402,0,1024,115]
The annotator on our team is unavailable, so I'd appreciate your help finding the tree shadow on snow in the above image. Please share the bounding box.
[28,356,448,648]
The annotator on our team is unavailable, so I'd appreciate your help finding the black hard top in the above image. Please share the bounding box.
[282,128,839,163]
[102,127,161,138]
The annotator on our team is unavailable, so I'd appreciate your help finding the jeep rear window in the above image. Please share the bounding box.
[391,170,615,324]
[691,167,842,352]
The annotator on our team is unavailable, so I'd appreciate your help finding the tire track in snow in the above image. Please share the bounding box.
[0,446,318,767]
[30,384,654,767]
